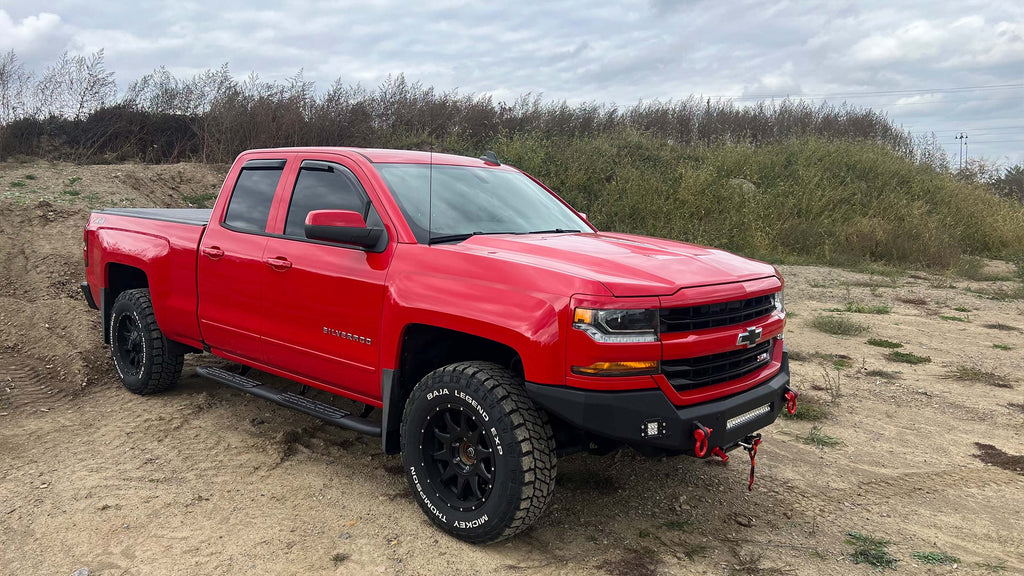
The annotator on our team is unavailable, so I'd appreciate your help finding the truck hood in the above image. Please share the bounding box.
[453,232,777,297]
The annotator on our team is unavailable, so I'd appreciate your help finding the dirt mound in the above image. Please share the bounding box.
[0,160,224,411]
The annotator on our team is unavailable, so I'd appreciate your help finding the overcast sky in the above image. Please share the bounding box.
[2,0,1022,165]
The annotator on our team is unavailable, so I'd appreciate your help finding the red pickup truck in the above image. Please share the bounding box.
[82,147,795,543]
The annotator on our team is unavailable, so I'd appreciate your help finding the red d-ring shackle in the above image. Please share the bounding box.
[784,387,798,415]
[693,422,712,457]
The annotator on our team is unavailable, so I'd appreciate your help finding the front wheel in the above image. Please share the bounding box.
[401,361,557,543]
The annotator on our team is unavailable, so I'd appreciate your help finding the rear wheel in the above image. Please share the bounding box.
[109,288,184,395]
[401,361,557,543]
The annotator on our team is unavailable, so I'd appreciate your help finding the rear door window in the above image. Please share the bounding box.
[224,163,285,233]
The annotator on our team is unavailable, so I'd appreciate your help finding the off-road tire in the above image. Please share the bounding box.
[109,288,184,395]
[401,361,557,543]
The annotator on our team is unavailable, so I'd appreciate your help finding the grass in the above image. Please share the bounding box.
[840,301,891,314]
[911,551,960,566]
[845,531,898,571]
[8,180,27,188]
[866,338,903,349]
[62,189,81,196]
[330,552,350,565]
[939,314,969,322]
[993,343,1013,350]
[946,365,1013,388]
[23,173,36,180]
[798,425,841,449]
[886,351,931,364]
[67,176,82,186]
[810,315,869,336]
[953,256,1018,282]
[782,395,829,421]
[182,192,218,207]
[864,369,900,380]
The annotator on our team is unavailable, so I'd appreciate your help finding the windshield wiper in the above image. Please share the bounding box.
[523,228,581,234]
[429,231,518,245]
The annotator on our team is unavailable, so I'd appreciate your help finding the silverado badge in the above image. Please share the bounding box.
[737,327,762,348]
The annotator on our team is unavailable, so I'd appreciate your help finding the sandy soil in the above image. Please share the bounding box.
[1,160,1022,576]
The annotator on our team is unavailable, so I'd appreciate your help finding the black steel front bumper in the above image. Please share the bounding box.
[80,281,99,310]
[525,352,791,455]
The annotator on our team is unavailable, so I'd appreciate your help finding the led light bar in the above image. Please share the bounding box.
[726,403,771,430]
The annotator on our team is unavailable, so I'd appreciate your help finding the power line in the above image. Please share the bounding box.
[923,127,1022,134]
[967,139,1024,144]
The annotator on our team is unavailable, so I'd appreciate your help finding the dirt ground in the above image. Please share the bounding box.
[1,160,1022,576]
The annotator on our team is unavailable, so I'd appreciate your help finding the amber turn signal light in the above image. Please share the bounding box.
[571,360,660,377]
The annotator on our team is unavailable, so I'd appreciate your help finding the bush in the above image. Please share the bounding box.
[810,315,869,336]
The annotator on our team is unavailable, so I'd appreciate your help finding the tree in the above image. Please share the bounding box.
[35,50,116,119]
[0,50,33,123]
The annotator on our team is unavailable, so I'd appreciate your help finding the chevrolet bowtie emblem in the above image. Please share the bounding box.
[737,327,762,348]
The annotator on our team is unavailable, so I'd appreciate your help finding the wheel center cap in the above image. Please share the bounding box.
[456,439,477,466]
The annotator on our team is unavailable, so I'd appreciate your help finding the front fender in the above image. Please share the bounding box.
[381,272,568,386]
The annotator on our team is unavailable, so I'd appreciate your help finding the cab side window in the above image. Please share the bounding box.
[284,162,376,238]
[223,164,284,233]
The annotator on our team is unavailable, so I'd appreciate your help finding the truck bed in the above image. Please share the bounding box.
[96,208,212,226]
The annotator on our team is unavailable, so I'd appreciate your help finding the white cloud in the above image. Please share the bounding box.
[0,10,71,63]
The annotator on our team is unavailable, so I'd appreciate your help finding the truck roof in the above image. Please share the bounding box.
[241,147,515,168]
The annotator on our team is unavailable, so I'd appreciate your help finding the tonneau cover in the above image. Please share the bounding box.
[97,208,213,226]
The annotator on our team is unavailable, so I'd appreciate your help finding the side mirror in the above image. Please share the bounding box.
[304,210,384,250]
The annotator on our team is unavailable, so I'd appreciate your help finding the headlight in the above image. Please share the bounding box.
[573,308,659,343]
[773,289,785,314]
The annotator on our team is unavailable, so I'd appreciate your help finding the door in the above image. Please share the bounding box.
[197,159,286,361]
[260,158,391,401]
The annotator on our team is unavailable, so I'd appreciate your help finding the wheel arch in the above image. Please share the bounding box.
[381,323,524,454]
[103,262,151,344]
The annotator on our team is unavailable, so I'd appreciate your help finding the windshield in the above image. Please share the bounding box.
[375,163,588,243]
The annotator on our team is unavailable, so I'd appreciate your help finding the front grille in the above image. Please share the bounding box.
[660,294,775,333]
[662,341,773,391]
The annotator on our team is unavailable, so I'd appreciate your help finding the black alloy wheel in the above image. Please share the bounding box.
[422,405,495,511]
[114,312,145,377]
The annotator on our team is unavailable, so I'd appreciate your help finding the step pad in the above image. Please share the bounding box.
[278,391,350,420]
[195,365,380,436]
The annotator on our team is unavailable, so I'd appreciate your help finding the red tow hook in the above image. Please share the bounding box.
[784,387,799,415]
[693,422,712,458]
[710,446,729,463]
[739,434,763,491]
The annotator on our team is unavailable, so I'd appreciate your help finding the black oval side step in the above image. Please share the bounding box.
[196,366,382,436]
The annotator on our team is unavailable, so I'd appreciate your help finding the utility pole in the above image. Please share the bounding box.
[956,132,968,170]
